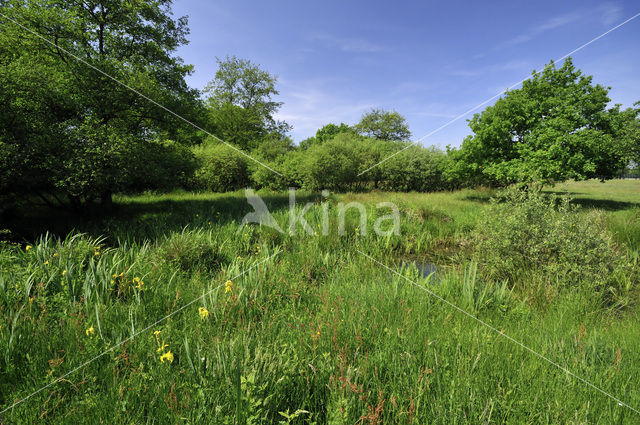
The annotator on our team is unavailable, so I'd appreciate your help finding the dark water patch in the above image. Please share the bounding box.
[386,260,439,284]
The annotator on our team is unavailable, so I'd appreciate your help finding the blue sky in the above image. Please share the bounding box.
[171,0,640,148]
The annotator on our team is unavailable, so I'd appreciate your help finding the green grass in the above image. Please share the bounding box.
[546,180,640,253]
[1,180,640,423]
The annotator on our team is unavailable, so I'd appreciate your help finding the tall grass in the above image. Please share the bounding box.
[1,180,639,423]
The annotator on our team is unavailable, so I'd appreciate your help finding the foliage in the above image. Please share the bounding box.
[0,0,201,209]
[299,134,361,191]
[378,145,448,191]
[127,140,198,192]
[250,134,295,162]
[204,56,290,150]
[354,108,411,141]
[605,102,640,166]
[299,122,355,150]
[248,135,450,192]
[249,149,302,191]
[191,141,250,192]
[450,58,630,186]
[474,187,636,304]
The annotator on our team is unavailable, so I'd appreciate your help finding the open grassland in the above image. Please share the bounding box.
[1,180,640,423]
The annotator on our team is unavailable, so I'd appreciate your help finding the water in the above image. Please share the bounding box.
[393,260,438,282]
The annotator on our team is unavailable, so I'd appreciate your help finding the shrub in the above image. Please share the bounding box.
[248,137,300,190]
[379,146,448,191]
[299,134,361,191]
[474,187,636,302]
[191,141,250,192]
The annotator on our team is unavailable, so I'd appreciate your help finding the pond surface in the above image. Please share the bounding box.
[397,260,438,282]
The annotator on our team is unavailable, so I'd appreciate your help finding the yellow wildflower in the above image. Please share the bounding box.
[224,280,233,294]
[153,330,161,342]
[52,252,58,258]
[157,341,168,353]
[133,277,144,290]
[44,260,49,266]
[62,270,67,276]
[86,325,95,336]
[25,245,32,251]
[198,307,210,319]
[160,351,174,364]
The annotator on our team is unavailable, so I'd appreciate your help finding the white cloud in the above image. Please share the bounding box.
[274,79,375,141]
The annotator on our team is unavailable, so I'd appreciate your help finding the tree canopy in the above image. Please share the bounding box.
[299,122,354,150]
[354,108,411,141]
[0,0,201,209]
[448,58,633,186]
[203,56,290,150]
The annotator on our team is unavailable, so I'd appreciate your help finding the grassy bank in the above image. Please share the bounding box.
[1,180,639,423]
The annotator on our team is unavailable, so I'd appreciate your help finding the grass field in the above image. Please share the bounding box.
[1,180,640,423]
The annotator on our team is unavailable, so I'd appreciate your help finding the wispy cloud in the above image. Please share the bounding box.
[450,60,532,78]
[309,32,386,53]
[500,3,624,49]
[275,78,375,140]
[599,3,623,26]
[502,11,583,48]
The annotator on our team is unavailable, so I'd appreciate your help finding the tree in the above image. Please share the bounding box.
[354,108,411,141]
[0,0,201,210]
[450,58,630,186]
[299,122,354,150]
[607,102,640,166]
[316,122,354,143]
[204,56,290,150]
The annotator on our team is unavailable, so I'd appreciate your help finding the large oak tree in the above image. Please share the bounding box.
[448,58,638,186]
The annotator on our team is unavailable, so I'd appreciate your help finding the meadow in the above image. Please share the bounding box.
[1,180,640,424]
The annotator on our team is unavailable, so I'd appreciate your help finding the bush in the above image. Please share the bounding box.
[191,141,250,192]
[474,187,635,301]
[248,136,300,190]
[379,146,448,191]
[299,134,361,191]
[249,150,303,190]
